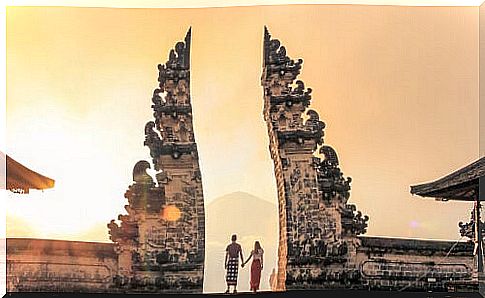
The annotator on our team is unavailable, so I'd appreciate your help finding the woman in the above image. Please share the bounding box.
[243,241,264,293]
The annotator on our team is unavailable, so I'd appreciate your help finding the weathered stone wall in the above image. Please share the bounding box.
[6,238,117,292]
[356,237,474,291]
[261,26,476,292]
[282,236,474,290]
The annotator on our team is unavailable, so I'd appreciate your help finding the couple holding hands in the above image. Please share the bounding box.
[224,234,264,294]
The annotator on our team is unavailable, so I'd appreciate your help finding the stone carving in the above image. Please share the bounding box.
[459,209,484,240]
[341,204,369,236]
[262,26,369,290]
[144,121,163,167]
[315,146,352,201]
[108,28,205,293]
[261,26,476,293]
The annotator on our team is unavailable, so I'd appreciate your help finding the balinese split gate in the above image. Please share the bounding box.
[5,28,480,293]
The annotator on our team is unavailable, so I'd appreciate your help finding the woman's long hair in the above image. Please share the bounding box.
[254,241,262,252]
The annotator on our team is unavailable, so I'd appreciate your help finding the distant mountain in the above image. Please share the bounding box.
[204,191,278,293]
[207,192,278,241]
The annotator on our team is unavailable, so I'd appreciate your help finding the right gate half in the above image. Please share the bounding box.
[261,26,475,292]
[261,27,369,291]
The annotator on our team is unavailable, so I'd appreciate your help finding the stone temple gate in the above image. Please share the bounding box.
[262,27,370,290]
[107,28,206,292]
[5,27,478,293]
[262,27,475,291]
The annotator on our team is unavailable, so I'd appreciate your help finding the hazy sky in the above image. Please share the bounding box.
[3,0,484,7]
[4,5,479,247]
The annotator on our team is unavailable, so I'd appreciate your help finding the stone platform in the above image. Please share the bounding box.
[3,289,483,298]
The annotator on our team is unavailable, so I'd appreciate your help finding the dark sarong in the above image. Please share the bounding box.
[250,259,262,291]
[226,257,239,285]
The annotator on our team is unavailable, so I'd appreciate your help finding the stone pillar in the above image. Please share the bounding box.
[108,28,205,293]
[479,1,485,294]
[479,177,485,296]
[261,27,369,290]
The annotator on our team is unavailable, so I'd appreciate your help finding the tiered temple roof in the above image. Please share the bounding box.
[410,157,484,201]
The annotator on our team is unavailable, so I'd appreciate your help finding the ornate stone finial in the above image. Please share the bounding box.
[148,28,196,168]
[132,160,153,184]
[107,218,139,243]
[144,121,162,168]
[459,209,484,240]
[341,206,369,236]
[125,160,164,213]
[184,27,191,69]
[263,26,271,66]
[305,110,325,145]
[262,26,303,76]
[320,145,339,166]
[162,26,189,78]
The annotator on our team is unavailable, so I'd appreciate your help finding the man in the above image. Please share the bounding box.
[224,234,244,294]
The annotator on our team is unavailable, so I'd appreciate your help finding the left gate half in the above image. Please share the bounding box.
[108,28,206,293]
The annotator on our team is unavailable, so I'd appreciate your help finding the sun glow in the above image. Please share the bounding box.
[162,205,182,222]
[5,103,130,241]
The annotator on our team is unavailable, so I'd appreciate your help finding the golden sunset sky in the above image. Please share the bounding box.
[3,0,480,263]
